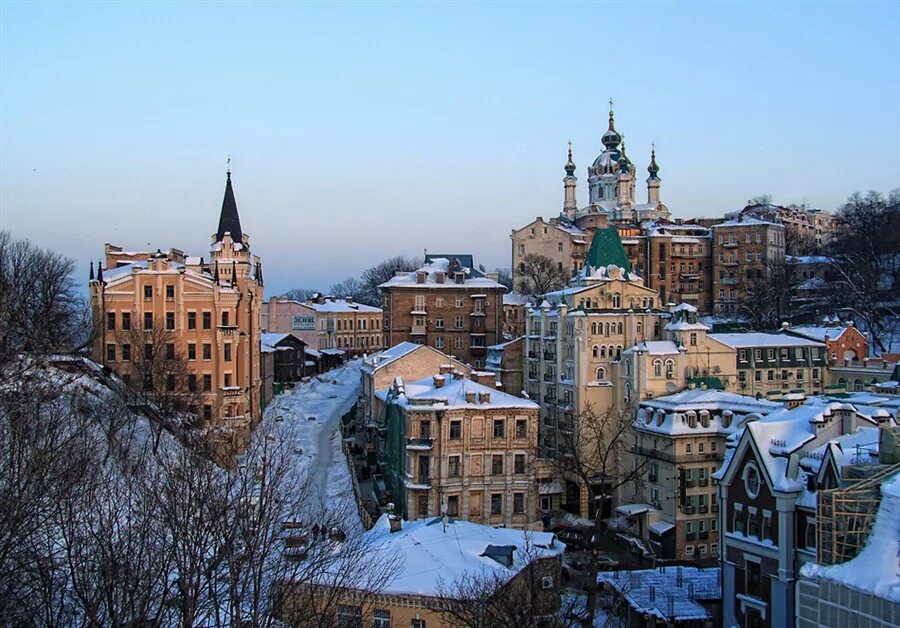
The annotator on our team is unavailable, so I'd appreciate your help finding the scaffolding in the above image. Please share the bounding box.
[816,462,900,566]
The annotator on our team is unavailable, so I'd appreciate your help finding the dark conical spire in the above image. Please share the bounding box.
[89,261,95,281]
[256,261,264,286]
[231,260,237,285]
[216,165,244,245]
[647,143,660,179]
[214,261,220,282]
[565,141,576,176]
[96,260,104,282]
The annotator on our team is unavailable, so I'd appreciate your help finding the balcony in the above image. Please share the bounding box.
[699,530,710,540]
[543,352,557,361]
[410,324,427,335]
[699,478,709,487]
[406,438,433,451]
[470,309,486,317]
[723,241,738,248]
[723,260,738,267]
[406,476,432,489]
[685,531,697,540]
[679,272,699,280]
[685,478,696,488]
[683,505,696,515]
[410,307,426,315]
[712,504,719,513]
[721,277,739,285]
[543,373,555,382]
[699,505,709,514]
[222,386,242,397]
[218,325,239,336]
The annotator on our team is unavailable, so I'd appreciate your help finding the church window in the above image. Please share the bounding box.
[665,359,675,379]
[690,332,697,346]
[596,367,606,381]
[612,293,621,308]
[636,321,643,335]
[653,360,662,377]
[592,345,599,358]
[617,322,623,335]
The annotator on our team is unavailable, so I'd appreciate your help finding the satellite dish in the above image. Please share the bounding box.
[479,264,486,273]
[713,366,721,374]
[666,382,677,393]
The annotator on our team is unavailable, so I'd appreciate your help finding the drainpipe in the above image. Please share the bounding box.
[436,409,444,515]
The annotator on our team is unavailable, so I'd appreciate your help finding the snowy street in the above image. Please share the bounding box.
[260,360,364,532]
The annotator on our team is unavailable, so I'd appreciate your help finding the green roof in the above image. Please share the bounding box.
[687,376,725,390]
[585,228,631,273]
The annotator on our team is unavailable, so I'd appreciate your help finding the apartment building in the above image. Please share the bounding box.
[262,296,383,356]
[377,369,539,527]
[626,389,781,561]
[89,169,263,429]
[710,215,786,315]
[380,255,504,368]
[714,400,896,628]
[707,332,828,397]
[740,203,836,253]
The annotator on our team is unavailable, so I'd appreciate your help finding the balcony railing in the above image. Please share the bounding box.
[723,241,738,248]
[712,504,719,513]
[699,505,709,514]
[685,531,697,540]
[683,505,696,515]
[406,438,434,450]
[699,478,709,487]
[410,324,427,335]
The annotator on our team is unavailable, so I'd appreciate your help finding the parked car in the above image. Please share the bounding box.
[555,529,586,551]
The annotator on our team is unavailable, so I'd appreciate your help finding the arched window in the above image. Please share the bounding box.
[854,379,864,392]
[653,360,662,377]
[838,377,847,387]
[617,322,624,335]
[612,293,621,308]
[636,321,643,335]
[625,358,632,376]
[600,346,607,358]
[648,298,654,308]
[605,323,611,336]
[642,298,648,309]
[624,382,632,402]
[831,351,837,361]
[665,359,675,379]
[591,322,597,335]
[592,345,599,358]
[616,345,623,359]
[596,367,607,381]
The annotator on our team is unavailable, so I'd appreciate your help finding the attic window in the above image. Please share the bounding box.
[744,463,761,498]
[481,544,516,568]
[455,272,465,284]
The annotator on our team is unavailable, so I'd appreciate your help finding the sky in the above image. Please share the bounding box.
[2,2,898,297]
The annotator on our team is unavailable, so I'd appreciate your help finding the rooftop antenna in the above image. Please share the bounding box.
[226,155,231,175]
[609,97,613,113]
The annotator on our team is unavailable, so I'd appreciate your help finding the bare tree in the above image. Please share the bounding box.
[0,231,85,364]
[747,194,772,206]
[516,254,569,299]
[328,276,365,302]
[358,255,422,306]
[543,401,658,627]
[824,189,900,353]
[494,267,513,291]
[280,287,321,302]
[738,257,794,330]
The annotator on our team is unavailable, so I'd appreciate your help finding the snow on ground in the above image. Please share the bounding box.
[259,360,363,532]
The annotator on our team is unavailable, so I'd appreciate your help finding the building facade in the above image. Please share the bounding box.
[262,295,383,356]
[380,256,505,369]
[89,170,263,430]
[378,370,540,527]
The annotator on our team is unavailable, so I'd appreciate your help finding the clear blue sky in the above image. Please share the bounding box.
[2,2,898,296]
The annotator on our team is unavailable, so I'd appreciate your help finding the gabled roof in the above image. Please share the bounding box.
[785,326,850,343]
[584,227,631,272]
[424,254,483,277]
[216,170,243,244]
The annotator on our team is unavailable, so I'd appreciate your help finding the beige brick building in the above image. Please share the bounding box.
[89,170,263,429]
[380,255,505,369]
[262,295,383,356]
[378,369,540,527]
[710,215,785,316]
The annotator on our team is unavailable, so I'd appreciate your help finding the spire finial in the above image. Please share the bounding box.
[565,141,576,175]
[609,97,613,114]
[89,260,95,282]
[226,156,231,179]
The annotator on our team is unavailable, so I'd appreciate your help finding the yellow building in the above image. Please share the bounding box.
[89,169,263,431]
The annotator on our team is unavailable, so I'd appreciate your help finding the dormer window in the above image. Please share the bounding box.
[455,272,465,284]
[744,463,761,498]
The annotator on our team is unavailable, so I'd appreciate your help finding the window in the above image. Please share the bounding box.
[448,455,461,477]
[762,511,773,540]
[166,343,175,360]
[166,374,175,392]
[106,344,116,362]
[202,311,211,330]
[221,311,230,327]
[754,370,762,382]
[455,297,464,308]
[224,343,232,362]
[767,370,774,381]
[188,374,197,392]
[491,494,502,515]
[514,493,525,514]
[435,316,444,329]
[165,285,174,300]
[187,312,196,330]
[514,454,525,474]
[690,332,697,346]
[143,285,152,299]
[144,344,153,360]
[664,359,675,379]
[515,419,527,439]
[121,312,131,330]
[455,316,464,329]
[121,343,131,361]
[449,420,461,439]
[434,336,444,349]
[373,609,391,628]
[493,419,505,438]
[746,560,762,597]
[203,374,212,391]
[685,443,692,454]
[447,495,459,517]
[107,312,116,330]
[733,504,745,533]
[454,337,464,350]
[224,373,231,387]
[417,496,428,517]
[653,360,662,377]
[336,605,362,628]
[203,405,212,421]
[805,519,816,548]
[744,463,761,497]
[420,420,431,439]
[188,343,196,360]
[202,343,211,360]
[166,312,175,330]
[411,619,426,628]
[144,312,153,330]
[492,455,504,475]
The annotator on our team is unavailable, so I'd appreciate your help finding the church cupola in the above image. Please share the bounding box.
[563,142,578,218]
[647,145,661,204]
[601,101,622,149]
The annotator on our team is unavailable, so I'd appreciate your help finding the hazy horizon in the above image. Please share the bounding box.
[2,2,898,297]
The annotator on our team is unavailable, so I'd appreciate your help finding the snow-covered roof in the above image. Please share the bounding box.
[616,503,655,516]
[673,303,698,313]
[379,257,505,290]
[787,255,833,264]
[360,514,563,598]
[623,340,681,356]
[636,389,781,437]
[649,520,675,535]
[786,326,850,343]
[801,472,900,602]
[503,292,531,306]
[261,332,294,348]
[378,374,538,411]
[362,341,422,372]
[712,215,781,228]
[305,298,381,313]
[709,332,825,349]
[597,567,720,622]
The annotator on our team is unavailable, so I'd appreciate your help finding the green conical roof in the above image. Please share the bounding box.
[585,228,631,273]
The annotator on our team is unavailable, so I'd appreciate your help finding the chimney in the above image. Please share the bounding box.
[472,371,498,387]
[452,370,464,380]
[389,515,402,533]
[478,391,491,404]
[781,321,791,331]
[416,271,426,284]
[465,391,476,403]
[439,364,453,375]
[346,296,353,304]
[435,271,445,284]
[433,374,445,389]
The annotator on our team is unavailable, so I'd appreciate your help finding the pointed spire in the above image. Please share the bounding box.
[96,260,104,282]
[89,261,95,282]
[565,141,576,176]
[231,260,237,285]
[602,98,621,149]
[648,143,660,179]
[214,261,220,283]
[257,261,264,286]
[216,163,244,244]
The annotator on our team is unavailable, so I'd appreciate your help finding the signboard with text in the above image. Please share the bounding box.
[292,315,316,331]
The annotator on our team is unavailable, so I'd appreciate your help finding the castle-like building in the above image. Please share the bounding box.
[89,169,264,433]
